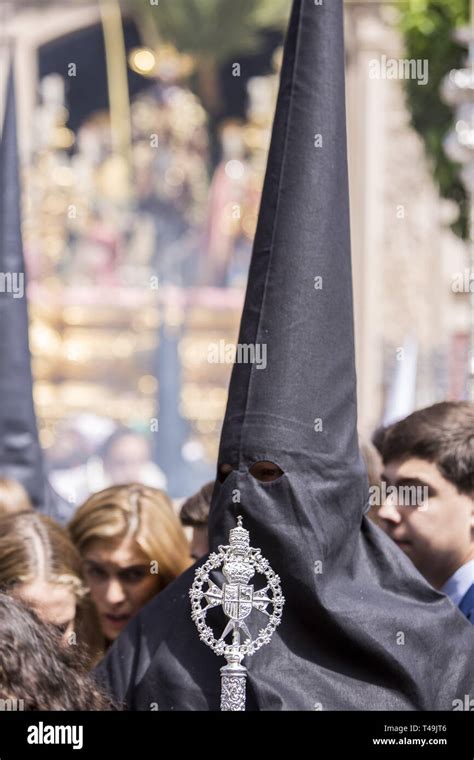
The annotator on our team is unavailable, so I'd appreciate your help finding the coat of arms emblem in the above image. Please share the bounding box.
[190,516,285,710]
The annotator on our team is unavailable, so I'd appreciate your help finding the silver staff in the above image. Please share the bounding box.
[190,516,285,710]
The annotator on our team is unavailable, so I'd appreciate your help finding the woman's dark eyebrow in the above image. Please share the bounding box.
[84,560,149,573]
[83,559,110,573]
[117,564,149,573]
[83,559,102,568]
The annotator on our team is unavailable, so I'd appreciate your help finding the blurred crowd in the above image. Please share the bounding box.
[0,400,472,709]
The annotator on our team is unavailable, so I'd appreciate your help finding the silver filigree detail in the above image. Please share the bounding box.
[189,516,285,710]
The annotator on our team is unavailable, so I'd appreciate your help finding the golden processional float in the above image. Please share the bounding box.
[2,0,282,492]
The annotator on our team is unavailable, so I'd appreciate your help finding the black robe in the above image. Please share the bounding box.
[95,0,474,710]
[0,64,70,523]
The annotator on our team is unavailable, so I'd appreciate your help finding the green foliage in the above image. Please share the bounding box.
[398,0,470,238]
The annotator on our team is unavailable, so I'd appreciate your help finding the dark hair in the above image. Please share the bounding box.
[0,592,115,710]
[371,425,387,457]
[382,402,474,495]
[180,481,214,527]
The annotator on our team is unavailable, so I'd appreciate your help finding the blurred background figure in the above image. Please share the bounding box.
[378,402,474,622]
[0,511,101,661]
[100,428,166,491]
[0,592,115,710]
[69,483,192,646]
[179,480,213,560]
[50,423,166,506]
[0,477,33,517]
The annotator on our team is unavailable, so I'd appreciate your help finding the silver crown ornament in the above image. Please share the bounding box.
[189,516,285,711]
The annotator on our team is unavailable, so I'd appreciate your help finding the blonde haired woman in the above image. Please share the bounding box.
[0,511,100,661]
[69,484,192,645]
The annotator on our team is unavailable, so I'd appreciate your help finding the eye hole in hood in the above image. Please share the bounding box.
[217,463,234,483]
[249,461,284,483]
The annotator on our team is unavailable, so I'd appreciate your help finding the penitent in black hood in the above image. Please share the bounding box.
[95,0,474,710]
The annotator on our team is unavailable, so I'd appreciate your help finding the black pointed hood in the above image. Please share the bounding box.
[209,0,364,551]
[95,0,474,710]
[216,0,357,473]
[0,65,45,509]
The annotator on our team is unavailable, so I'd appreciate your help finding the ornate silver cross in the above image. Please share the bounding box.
[189,516,285,711]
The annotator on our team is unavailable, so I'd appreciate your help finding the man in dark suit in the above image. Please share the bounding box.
[379,402,474,623]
